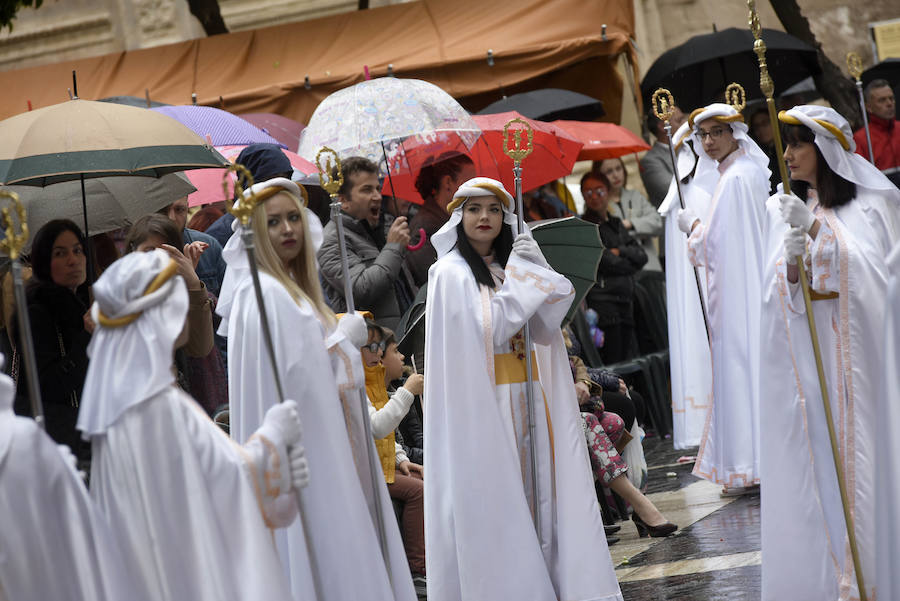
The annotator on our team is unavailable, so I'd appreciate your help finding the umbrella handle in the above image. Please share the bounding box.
[407,228,427,251]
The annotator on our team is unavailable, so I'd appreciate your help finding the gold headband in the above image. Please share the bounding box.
[446,182,510,213]
[778,111,851,151]
[97,259,179,328]
[688,107,744,129]
[254,184,309,207]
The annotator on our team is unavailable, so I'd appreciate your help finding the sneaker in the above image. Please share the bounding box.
[412,573,427,597]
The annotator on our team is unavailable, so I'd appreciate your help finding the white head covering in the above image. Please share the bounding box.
[216,177,323,335]
[689,103,771,175]
[781,105,896,191]
[78,249,188,437]
[431,177,520,259]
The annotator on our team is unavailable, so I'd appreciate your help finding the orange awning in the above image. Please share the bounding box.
[0,0,637,126]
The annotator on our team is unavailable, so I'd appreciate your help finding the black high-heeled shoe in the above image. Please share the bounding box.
[632,512,677,538]
[604,524,621,535]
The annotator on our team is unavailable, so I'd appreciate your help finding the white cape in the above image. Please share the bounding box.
[759,186,900,600]
[89,386,293,601]
[221,269,414,601]
[876,241,900,601]
[0,379,142,601]
[659,166,716,450]
[687,151,769,487]
[424,251,622,601]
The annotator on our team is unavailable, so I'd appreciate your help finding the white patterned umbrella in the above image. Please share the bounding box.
[297,77,481,179]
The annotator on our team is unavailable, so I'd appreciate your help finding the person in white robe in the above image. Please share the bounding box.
[658,122,717,450]
[676,103,771,492]
[0,355,144,601]
[876,241,900,601]
[424,177,623,601]
[759,105,900,601]
[76,249,307,601]
[217,178,416,601]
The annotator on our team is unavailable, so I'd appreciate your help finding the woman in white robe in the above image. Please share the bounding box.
[760,105,900,601]
[77,249,306,601]
[0,357,142,601]
[423,177,623,601]
[217,178,415,601]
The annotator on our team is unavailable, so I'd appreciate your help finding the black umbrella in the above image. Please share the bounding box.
[477,88,605,121]
[861,58,900,91]
[641,27,820,112]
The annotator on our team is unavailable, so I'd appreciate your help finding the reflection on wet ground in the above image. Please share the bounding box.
[611,435,762,600]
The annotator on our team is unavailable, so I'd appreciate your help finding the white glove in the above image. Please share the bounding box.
[288,445,310,490]
[512,234,550,269]
[337,312,368,348]
[259,399,303,448]
[677,207,699,234]
[783,226,808,264]
[778,193,816,232]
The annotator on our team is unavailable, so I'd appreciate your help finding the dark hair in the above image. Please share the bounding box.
[188,205,225,232]
[455,220,514,289]
[365,318,384,341]
[864,78,892,103]
[339,156,380,197]
[580,169,611,191]
[124,214,183,254]
[414,152,475,202]
[593,157,628,188]
[646,111,663,138]
[382,327,397,347]
[782,123,856,209]
[29,219,87,284]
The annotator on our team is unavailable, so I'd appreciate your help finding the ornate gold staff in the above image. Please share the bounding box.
[224,165,323,601]
[651,88,711,343]
[847,52,875,165]
[316,148,393,581]
[502,117,543,540]
[0,191,44,427]
[749,4,868,599]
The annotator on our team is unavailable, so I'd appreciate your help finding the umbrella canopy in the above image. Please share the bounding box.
[552,120,650,161]
[529,216,604,325]
[5,173,196,246]
[239,113,305,150]
[383,111,582,204]
[0,99,228,186]
[477,88,605,122]
[861,58,900,91]
[297,77,481,172]
[152,105,285,148]
[184,144,317,206]
[640,27,821,112]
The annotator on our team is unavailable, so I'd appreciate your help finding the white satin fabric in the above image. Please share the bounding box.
[424,250,622,601]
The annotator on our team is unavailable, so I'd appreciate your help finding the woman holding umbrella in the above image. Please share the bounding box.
[12,219,92,466]
[423,177,622,601]
[760,105,900,601]
[596,157,663,271]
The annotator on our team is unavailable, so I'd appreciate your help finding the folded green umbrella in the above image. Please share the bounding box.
[529,216,605,326]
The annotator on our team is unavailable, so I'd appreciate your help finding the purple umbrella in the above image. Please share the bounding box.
[151,105,286,148]
[240,113,305,151]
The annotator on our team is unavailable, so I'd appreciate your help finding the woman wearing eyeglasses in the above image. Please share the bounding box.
[423,177,623,601]
[217,178,417,601]
[580,170,647,364]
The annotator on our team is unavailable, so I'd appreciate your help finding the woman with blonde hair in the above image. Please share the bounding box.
[218,178,416,601]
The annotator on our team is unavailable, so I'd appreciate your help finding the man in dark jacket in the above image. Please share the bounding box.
[317,157,415,330]
[580,170,647,364]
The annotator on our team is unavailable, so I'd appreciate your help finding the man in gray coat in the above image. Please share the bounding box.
[639,106,685,209]
[317,156,415,330]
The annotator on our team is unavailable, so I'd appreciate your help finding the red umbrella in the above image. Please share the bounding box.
[239,113,306,151]
[184,144,316,206]
[551,120,649,161]
[382,111,583,205]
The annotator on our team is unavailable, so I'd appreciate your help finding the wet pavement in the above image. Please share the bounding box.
[612,435,762,600]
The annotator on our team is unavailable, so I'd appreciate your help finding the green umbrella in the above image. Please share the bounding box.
[530,216,605,325]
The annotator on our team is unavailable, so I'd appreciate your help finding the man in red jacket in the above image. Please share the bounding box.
[854,79,900,187]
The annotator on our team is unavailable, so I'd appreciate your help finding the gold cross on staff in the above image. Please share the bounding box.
[316,147,344,198]
[502,118,534,165]
[651,88,676,122]
[846,52,864,81]
[225,163,257,227]
[0,190,28,261]
[725,83,747,112]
